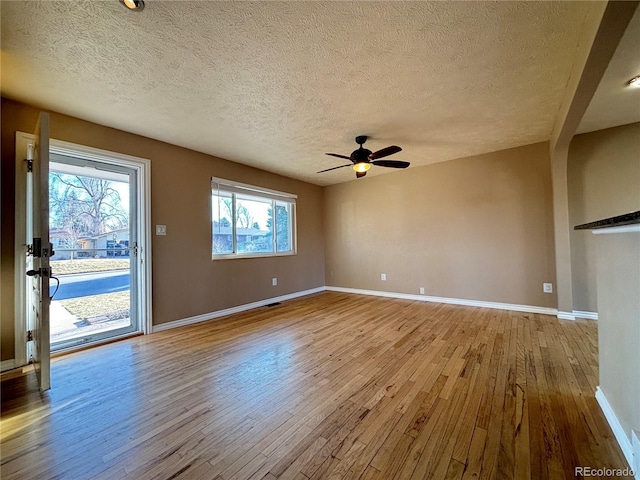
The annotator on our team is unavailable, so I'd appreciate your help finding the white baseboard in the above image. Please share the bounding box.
[325,286,558,316]
[153,286,578,333]
[633,430,640,478]
[573,310,598,320]
[595,387,637,477]
[152,286,326,333]
[1,359,16,372]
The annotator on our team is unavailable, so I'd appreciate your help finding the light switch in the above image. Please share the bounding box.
[156,225,167,236]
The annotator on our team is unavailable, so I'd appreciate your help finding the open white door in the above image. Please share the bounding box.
[16,130,152,370]
[25,112,51,391]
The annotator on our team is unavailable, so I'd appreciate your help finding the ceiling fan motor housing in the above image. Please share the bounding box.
[351,148,372,162]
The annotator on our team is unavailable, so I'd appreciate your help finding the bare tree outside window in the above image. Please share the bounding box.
[50,173,129,257]
[211,179,295,258]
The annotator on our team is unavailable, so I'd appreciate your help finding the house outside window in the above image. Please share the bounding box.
[211,177,296,258]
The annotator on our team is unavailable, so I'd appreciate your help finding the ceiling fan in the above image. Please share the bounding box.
[318,135,410,178]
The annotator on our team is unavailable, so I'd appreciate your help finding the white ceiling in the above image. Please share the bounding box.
[1,1,630,186]
[576,7,640,134]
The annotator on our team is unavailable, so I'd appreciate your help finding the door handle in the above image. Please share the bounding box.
[26,268,49,277]
[26,268,60,300]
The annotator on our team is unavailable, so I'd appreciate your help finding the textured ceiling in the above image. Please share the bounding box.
[2,1,599,185]
[576,7,640,134]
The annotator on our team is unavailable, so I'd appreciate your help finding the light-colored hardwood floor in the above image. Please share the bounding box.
[0,292,632,479]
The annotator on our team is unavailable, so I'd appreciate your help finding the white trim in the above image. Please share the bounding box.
[595,387,637,476]
[152,287,326,333]
[1,359,16,372]
[633,430,640,478]
[325,286,558,316]
[14,132,32,367]
[592,225,640,234]
[212,251,296,261]
[573,310,598,320]
[139,153,153,335]
[51,332,142,356]
[152,286,565,334]
[211,176,297,201]
[48,139,153,335]
[211,181,297,260]
[14,134,153,366]
[50,138,151,170]
[557,311,577,321]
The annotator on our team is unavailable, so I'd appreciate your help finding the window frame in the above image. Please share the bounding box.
[211,177,297,259]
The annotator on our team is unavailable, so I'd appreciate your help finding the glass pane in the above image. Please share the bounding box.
[275,202,292,252]
[212,191,233,254]
[236,196,273,253]
[49,167,132,346]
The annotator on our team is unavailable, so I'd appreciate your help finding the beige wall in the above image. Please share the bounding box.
[323,142,557,308]
[548,1,638,317]
[568,123,640,312]
[1,98,325,361]
[596,231,640,443]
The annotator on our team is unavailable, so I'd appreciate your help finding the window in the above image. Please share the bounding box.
[212,177,296,258]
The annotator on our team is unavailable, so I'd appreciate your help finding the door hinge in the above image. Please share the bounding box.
[43,242,54,258]
[29,240,54,258]
[25,158,33,172]
[32,237,42,257]
[27,330,34,342]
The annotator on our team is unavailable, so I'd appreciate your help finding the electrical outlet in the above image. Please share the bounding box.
[543,283,553,293]
[272,277,277,286]
[155,224,167,236]
[420,287,425,295]
[381,273,386,281]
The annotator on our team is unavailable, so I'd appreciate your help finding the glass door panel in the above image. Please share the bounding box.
[48,155,139,350]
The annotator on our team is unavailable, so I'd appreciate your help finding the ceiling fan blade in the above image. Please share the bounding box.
[370,145,402,160]
[356,171,367,178]
[325,153,352,160]
[317,164,352,173]
[371,160,410,169]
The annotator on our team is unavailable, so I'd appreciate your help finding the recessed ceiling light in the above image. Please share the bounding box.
[626,75,640,88]
[120,0,144,11]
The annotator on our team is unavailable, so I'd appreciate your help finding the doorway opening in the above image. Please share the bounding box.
[49,156,138,350]
[15,134,152,364]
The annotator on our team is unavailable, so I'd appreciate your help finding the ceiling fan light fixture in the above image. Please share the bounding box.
[120,0,145,11]
[321,136,408,177]
[353,162,371,173]
[626,75,640,88]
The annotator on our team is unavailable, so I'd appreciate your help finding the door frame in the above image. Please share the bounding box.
[15,134,152,365]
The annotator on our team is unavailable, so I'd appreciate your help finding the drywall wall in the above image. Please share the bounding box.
[568,122,640,313]
[323,142,557,308]
[1,98,325,362]
[549,1,638,317]
[596,231,640,445]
